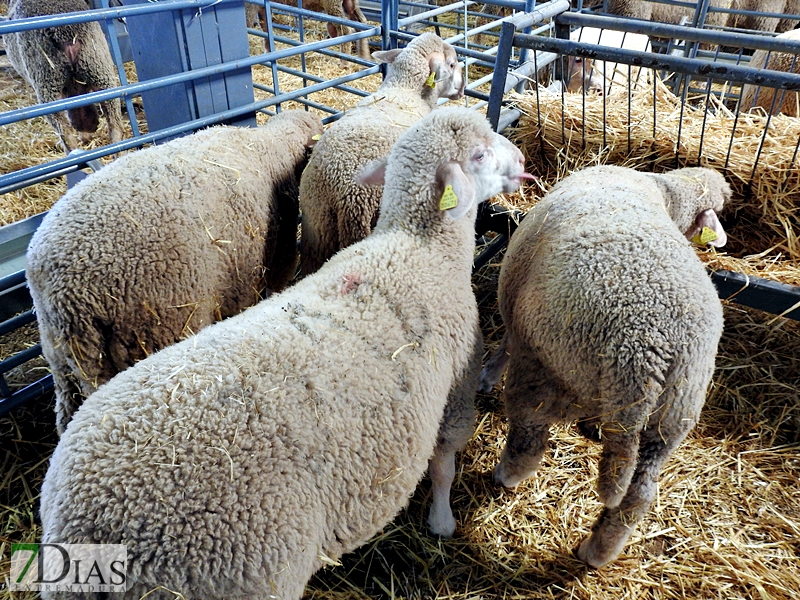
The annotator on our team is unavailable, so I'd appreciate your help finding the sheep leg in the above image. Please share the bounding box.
[577,429,680,569]
[427,444,458,537]
[494,416,552,488]
[102,97,125,145]
[494,362,567,487]
[344,0,371,59]
[44,110,80,151]
[428,324,481,537]
[596,429,641,508]
[477,332,510,393]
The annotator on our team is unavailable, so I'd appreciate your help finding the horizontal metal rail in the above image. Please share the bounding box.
[557,12,800,55]
[515,35,800,89]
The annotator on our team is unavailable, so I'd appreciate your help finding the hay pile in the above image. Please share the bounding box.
[499,78,800,285]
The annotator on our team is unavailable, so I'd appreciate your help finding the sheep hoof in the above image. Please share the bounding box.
[492,461,522,489]
[477,377,495,394]
[576,534,619,569]
[427,506,456,538]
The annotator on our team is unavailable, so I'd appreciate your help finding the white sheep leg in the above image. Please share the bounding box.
[427,444,457,537]
[103,98,125,144]
[428,326,481,537]
[478,333,510,393]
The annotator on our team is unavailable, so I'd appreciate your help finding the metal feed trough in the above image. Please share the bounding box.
[1,0,800,416]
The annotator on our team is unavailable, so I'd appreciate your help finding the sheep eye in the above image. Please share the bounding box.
[474,151,486,162]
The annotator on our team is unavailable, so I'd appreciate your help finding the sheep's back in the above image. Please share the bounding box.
[27,126,304,368]
[41,233,476,597]
[501,176,722,403]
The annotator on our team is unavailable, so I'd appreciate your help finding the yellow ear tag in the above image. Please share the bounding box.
[311,134,321,140]
[425,72,437,88]
[439,185,458,211]
[691,226,718,245]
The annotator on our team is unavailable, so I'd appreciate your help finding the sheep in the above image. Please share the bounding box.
[739,28,800,117]
[3,0,125,151]
[255,0,370,59]
[298,32,465,276]
[26,109,323,436]
[600,0,732,28]
[478,165,730,568]
[726,0,800,36]
[563,27,652,95]
[601,1,800,36]
[38,106,532,600]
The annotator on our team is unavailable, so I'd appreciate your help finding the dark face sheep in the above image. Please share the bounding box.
[4,0,125,150]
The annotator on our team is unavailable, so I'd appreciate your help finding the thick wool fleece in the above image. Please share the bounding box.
[26,110,322,434]
[497,165,726,425]
[484,164,728,567]
[5,0,124,150]
[39,109,490,600]
[740,28,800,117]
[299,32,462,275]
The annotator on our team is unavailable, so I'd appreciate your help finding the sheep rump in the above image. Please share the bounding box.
[479,165,729,568]
[26,110,322,435]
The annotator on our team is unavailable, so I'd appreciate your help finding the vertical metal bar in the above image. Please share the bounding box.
[265,2,281,112]
[487,19,516,131]
[100,0,141,137]
[697,77,713,165]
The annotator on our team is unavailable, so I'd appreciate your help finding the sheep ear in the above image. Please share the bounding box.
[428,51,447,86]
[372,48,402,64]
[689,208,727,248]
[437,162,475,221]
[355,158,388,186]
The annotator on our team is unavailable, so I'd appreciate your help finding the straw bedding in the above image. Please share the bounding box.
[500,78,800,284]
[2,14,800,600]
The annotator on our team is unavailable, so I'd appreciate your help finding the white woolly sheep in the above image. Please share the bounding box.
[4,0,125,151]
[38,107,531,600]
[298,32,465,276]
[564,27,652,95]
[478,165,730,568]
[26,109,323,435]
[255,0,370,59]
[740,28,800,117]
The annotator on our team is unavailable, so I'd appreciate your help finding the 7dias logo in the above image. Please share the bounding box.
[10,544,127,593]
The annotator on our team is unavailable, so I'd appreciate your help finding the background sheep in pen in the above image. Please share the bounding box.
[3,0,125,150]
[38,107,531,600]
[26,109,322,435]
[298,32,464,275]
[479,165,730,568]
[740,28,800,117]
[252,0,371,59]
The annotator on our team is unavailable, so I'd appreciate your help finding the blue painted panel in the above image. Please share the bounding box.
[122,0,255,141]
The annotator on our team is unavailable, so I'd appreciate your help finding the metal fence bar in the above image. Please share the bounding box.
[515,35,800,90]
[557,12,800,55]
